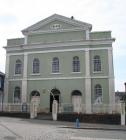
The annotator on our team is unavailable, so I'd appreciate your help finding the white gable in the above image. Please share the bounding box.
[22,14,92,35]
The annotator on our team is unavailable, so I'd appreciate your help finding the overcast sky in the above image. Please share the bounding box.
[0,0,126,91]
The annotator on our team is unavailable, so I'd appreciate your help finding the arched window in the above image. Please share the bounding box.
[52,57,59,73]
[33,58,40,73]
[94,84,102,104]
[73,56,80,72]
[15,59,22,74]
[14,87,21,103]
[93,55,101,72]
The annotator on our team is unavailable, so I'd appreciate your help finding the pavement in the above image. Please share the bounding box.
[0,117,126,140]
[31,118,126,131]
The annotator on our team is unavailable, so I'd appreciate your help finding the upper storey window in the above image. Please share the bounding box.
[73,56,80,72]
[15,59,22,74]
[33,58,40,74]
[93,55,101,72]
[52,57,59,73]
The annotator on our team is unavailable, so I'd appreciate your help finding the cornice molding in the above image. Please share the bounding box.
[6,47,112,56]
[8,76,110,81]
[27,28,86,35]
[4,39,114,53]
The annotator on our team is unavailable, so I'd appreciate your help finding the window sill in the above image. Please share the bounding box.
[30,73,41,76]
[71,72,81,74]
[14,74,22,76]
[93,71,102,74]
[51,73,62,75]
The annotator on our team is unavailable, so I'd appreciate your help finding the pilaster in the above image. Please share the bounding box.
[24,36,27,44]
[22,53,28,103]
[85,49,92,113]
[108,48,115,113]
[86,30,90,40]
[4,54,10,103]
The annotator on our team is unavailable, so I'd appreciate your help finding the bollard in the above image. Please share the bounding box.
[75,118,80,128]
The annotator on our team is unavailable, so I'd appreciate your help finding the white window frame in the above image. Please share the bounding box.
[32,58,40,74]
[93,55,102,72]
[15,59,22,75]
[52,57,59,73]
[73,56,80,72]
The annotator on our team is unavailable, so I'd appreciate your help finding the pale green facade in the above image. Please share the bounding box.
[4,14,115,113]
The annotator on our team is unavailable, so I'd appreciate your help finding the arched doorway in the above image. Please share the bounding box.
[30,90,40,118]
[50,88,60,112]
[30,90,40,106]
[71,90,82,113]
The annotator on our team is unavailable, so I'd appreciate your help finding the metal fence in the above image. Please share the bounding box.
[0,103,122,114]
[60,103,121,114]
[0,103,30,112]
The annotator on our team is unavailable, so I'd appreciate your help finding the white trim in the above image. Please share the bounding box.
[109,78,115,113]
[14,74,22,77]
[50,73,62,75]
[22,79,27,103]
[5,39,114,52]
[22,53,28,103]
[85,78,92,113]
[8,76,109,81]
[23,53,28,78]
[71,72,82,74]
[30,73,41,76]
[7,47,112,56]
[9,79,23,81]
[4,54,10,103]
[108,48,114,77]
[85,49,90,77]
[4,80,9,103]
[24,36,27,44]
[28,28,86,35]
[86,30,89,40]
[93,71,103,74]
[108,48,115,112]
[85,49,91,113]
[5,54,10,78]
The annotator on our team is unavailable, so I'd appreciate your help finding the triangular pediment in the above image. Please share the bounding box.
[22,14,92,35]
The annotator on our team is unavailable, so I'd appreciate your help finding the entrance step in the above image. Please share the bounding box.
[36,113,52,120]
